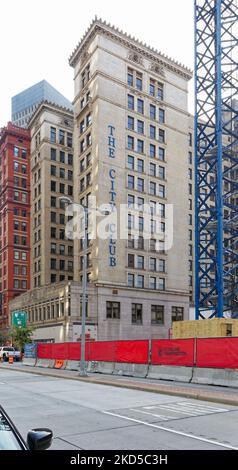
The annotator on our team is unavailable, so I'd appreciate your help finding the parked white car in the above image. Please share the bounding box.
[0,347,21,362]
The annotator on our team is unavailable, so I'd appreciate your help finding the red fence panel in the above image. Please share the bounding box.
[196,337,238,369]
[87,341,116,362]
[151,339,195,366]
[115,340,149,364]
[51,343,68,359]
[68,342,81,360]
[37,343,52,359]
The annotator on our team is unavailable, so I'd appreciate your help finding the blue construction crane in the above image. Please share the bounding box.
[194,0,238,319]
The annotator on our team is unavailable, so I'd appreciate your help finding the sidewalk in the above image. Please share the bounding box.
[1,362,238,406]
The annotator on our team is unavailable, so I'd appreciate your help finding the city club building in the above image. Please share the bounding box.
[9,19,193,342]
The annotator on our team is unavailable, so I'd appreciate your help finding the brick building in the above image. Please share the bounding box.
[0,123,31,331]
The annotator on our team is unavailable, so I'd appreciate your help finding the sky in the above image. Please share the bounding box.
[0,0,194,127]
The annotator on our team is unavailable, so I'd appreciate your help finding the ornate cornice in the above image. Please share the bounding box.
[69,18,193,81]
[28,100,74,129]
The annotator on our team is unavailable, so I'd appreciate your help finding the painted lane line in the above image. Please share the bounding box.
[181,402,229,413]
[152,405,203,416]
[131,409,175,421]
[102,411,238,450]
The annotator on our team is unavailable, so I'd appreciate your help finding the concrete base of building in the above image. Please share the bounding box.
[191,367,238,388]
[147,365,193,383]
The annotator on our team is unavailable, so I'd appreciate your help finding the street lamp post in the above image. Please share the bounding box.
[80,206,88,377]
[59,196,88,376]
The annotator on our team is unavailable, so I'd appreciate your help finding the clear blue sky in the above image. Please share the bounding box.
[0,0,194,127]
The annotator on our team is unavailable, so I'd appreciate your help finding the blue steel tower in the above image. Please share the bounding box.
[194,0,238,319]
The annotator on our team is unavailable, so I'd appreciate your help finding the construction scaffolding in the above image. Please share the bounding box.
[194,0,238,319]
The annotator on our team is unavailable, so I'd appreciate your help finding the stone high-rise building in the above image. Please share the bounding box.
[28,101,74,288]
[9,19,194,342]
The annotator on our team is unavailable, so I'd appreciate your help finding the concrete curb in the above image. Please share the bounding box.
[1,364,238,407]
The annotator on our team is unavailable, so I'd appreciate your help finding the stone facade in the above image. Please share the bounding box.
[9,19,194,342]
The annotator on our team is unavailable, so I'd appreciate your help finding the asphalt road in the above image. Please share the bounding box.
[0,368,238,450]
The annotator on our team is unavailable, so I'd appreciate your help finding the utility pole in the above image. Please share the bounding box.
[79,206,88,377]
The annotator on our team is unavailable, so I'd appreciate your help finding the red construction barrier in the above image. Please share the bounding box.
[151,339,195,366]
[115,340,149,364]
[37,343,52,359]
[51,343,68,359]
[87,341,116,362]
[196,337,238,369]
[68,342,80,360]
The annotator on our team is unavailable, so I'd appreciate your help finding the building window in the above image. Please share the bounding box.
[158,278,165,291]
[128,135,134,150]
[128,116,134,130]
[128,94,134,110]
[149,277,156,290]
[51,165,57,176]
[151,305,164,325]
[189,133,192,147]
[150,181,156,196]
[150,125,156,139]
[159,184,165,198]
[150,163,156,177]
[157,83,164,101]
[59,129,65,145]
[128,254,135,268]
[128,175,135,189]
[159,166,165,180]
[137,255,144,269]
[60,151,65,163]
[14,162,19,172]
[159,129,165,143]
[137,159,144,173]
[137,275,144,288]
[14,146,19,157]
[127,155,134,170]
[106,301,120,319]
[150,104,156,120]
[50,148,56,161]
[132,303,143,324]
[137,120,144,135]
[136,73,143,91]
[51,243,57,254]
[159,259,166,272]
[128,273,135,287]
[137,139,144,154]
[159,109,165,124]
[149,79,155,96]
[67,133,73,148]
[51,181,56,192]
[127,68,133,86]
[137,178,144,192]
[137,99,144,114]
[50,127,56,143]
[159,147,165,161]
[172,306,184,322]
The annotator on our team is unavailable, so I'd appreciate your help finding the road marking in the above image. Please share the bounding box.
[131,409,175,421]
[181,402,229,412]
[103,410,238,450]
[0,382,5,385]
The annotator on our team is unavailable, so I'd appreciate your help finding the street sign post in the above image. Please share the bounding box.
[12,311,27,328]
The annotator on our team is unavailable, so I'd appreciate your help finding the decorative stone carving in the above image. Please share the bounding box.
[81,50,90,66]
[150,63,165,76]
[128,51,143,66]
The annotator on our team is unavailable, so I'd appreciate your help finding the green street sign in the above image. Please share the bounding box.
[12,311,27,328]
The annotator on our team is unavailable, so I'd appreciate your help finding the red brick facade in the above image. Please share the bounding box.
[0,123,31,331]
